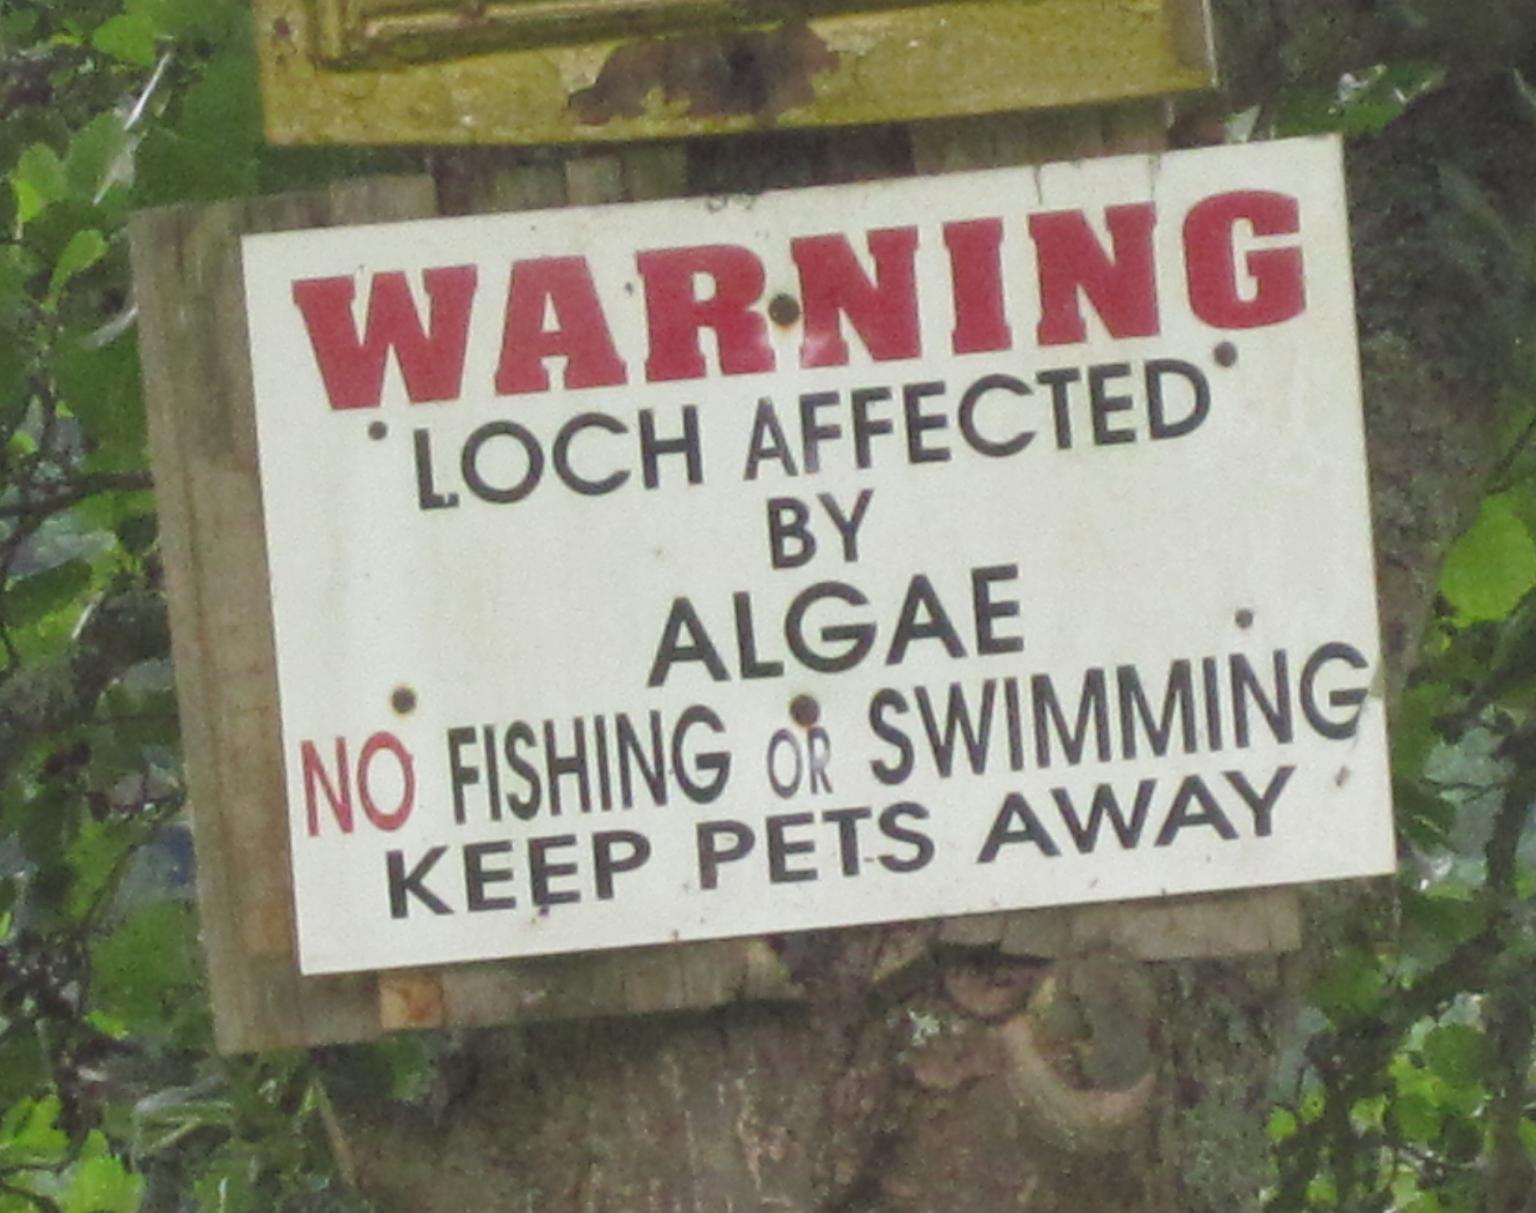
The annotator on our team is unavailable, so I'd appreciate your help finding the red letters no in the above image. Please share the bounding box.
[291,267,477,410]
[300,732,415,836]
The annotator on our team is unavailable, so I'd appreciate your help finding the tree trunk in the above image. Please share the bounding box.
[329,16,1536,1209]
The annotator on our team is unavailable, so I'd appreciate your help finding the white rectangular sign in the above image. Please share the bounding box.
[243,135,1394,976]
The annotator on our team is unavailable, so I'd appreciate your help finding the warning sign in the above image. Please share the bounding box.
[241,135,1393,976]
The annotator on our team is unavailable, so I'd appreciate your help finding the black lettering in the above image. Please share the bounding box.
[768,812,818,882]
[529,834,581,906]
[767,498,816,570]
[387,847,451,918]
[743,397,799,479]
[617,711,667,808]
[1032,670,1111,768]
[1154,775,1238,846]
[734,591,785,678]
[824,805,871,875]
[697,821,755,890]
[818,488,874,563]
[674,704,731,803]
[903,381,950,463]
[869,688,913,785]
[462,420,543,503]
[464,840,517,911]
[915,681,995,776]
[648,597,731,687]
[878,802,934,872]
[786,581,875,673]
[447,726,479,824]
[1300,642,1370,739]
[850,386,893,468]
[1088,362,1135,445]
[886,574,966,665]
[553,412,629,495]
[413,429,460,510]
[543,718,590,814]
[639,405,702,489]
[593,830,650,900]
[1224,765,1293,837]
[1117,660,1198,758]
[504,721,541,819]
[1231,651,1293,746]
[799,391,841,473]
[972,564,1024,654]
[1037,367,1080,449]
[977,793,1060,862]
[958,374,1033,456]
[1146,359,1210,440]
[1052,780,1154,853]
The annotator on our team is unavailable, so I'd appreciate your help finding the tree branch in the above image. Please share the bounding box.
[0,471,153,521]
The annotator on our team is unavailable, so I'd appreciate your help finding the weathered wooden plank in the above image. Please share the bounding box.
[379,970,448,1032]
[133,177,436,1051]
[253,0,1216,146]
[566,152,627,205]
[998,889,1303,960]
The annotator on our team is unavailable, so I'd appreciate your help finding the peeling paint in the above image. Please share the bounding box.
[570,23,838,124]
[253,0,1215,145]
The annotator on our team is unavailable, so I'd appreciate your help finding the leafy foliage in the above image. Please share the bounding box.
[1264,66,1536,1213]
[0,2,422,1208]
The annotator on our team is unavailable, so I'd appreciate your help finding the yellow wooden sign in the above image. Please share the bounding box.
[255,0,1214,145]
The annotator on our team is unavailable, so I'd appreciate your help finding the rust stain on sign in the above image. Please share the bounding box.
[570,23,839,124]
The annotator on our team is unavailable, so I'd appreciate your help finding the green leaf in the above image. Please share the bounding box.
[4,559,94,630]
[1392,1091,1443,1144]
[1520,1117,1536,1163]
[126,0,232,39]
[0,245,41,327]
[56,335,146,464]
[63,817,138,923]
[0,1095,69,1167]
[92,13,158,66]
[0,1033,49,1110]
[1402,889,1483,950]
[13,142,67,226]
[90,902,199,1037]
[47,228,108,308]
[1313,946,1385,1022]
[1266,1106,1298,1142]
[1391,679,1452,780]
[1440,495,1536,622]
[66,112,131,202]
[1422,1023,1489,1087]
[1396,780,1455,850]
[1,10,39,39]
[114,514,159,557]
[192,1152,261,1213]
[59,1133,144,1213]
[137,41,260,204]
